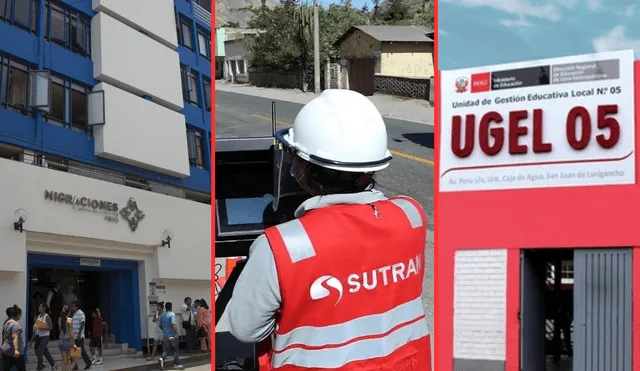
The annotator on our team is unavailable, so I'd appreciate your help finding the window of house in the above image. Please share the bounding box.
[237,60,245,75]
[0,54,31,116]
[45,0,91,58]
[197,28,210,60]
[202,78,211,111]
[0,0,37,34]
[187,128,205,169]
[180,65,199,106]
[177,15,193,50]
[44,75,90,133]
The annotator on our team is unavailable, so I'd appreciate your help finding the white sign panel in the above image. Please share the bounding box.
[440,50,636,192]
[80,258,100,267]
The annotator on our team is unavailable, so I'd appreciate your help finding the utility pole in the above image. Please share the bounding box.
[313,0,321,94]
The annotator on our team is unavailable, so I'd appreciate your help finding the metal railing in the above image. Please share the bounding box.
[193,3,211,27]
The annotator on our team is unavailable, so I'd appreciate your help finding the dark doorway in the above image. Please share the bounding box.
[348,59,375,96]
[28,268,103,338]
[521,249,574,371]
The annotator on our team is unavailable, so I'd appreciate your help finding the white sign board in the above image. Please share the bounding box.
[80,258,100,267]
[439,50,636,192]
[155,285,166,295]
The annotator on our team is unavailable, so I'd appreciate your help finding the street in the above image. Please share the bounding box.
[215,89,435,340]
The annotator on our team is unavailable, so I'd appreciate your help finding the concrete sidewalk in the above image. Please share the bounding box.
[215,81,433,125]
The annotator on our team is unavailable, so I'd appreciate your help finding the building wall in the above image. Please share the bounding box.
[216,28,226,57]
[338,30,381,59]
[436,61,640,371]
[92,0,178,49]
[0,0,212,194]
[380,42,434,78]
[453,249,507,369]
[0,156,210,335]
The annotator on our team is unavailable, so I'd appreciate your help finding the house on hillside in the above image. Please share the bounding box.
[334,25,434,98]
[223,28,262,84]
[215,28,226,79]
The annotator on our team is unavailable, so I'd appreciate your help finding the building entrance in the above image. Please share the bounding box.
[27,253,142,351]
[520,248,632,371]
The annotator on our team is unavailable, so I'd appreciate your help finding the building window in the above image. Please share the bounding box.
[237,60,246,75]
[0,0,37,34]
[180,65,199,106]
[197,28,210,60]
[0,54,31,116]
[176,13,193,50]
[192,0,211,12]
[202,77,211,111]
[45,0,91,58]
[44,74,90,133]
[187,128,205,169]
[561,261,574,280]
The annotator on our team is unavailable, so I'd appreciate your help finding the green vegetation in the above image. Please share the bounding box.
[245,0,433,72]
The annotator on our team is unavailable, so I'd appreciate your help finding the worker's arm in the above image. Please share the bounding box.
[226,234,281,343]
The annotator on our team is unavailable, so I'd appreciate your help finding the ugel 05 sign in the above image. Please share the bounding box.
[439,50,636,192]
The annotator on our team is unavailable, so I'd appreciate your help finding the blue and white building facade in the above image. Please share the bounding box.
[0,0,212,353]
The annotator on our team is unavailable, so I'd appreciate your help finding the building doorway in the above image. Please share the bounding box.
[27,253,142,351]
[347,59,375,96]
[520,248,632,371]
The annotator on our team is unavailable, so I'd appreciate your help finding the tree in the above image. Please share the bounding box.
[381,0,413,24]
[361,3,369,13]
[414,0,434,28]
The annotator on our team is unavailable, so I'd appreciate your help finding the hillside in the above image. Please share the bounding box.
[215,0,278,27]
[215,0,429,28]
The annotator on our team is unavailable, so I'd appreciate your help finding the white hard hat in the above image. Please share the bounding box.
[276,89,392,172]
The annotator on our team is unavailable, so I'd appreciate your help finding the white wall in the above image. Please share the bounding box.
[0,157,210,281]
[92,0,178,49]
[92,13,184,111]
[142,279,211,339]
[453,249,507,361]
[93,82,191,178]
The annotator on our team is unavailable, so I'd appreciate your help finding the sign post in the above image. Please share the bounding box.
[439,50,636,192]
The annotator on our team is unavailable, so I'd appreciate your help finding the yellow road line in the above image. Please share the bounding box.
[390,150,434,165]
[249,113,434,166]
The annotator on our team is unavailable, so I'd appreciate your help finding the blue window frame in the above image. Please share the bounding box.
[0,53,33,116]
[196,27,210,60]
[202,77,211,112]
[0,0,37,34]
[44,0,91,58]
[186,127,205,169]
[176,11,193,50]
[180,64,199,107]
[44,74,91,134]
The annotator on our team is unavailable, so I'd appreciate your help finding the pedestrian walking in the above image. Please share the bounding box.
[29,304,56,370]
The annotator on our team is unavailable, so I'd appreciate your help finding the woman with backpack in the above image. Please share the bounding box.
[2,305,26,371]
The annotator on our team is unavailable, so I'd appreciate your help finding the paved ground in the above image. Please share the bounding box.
[215,87,435,363]
[216,81,434,125]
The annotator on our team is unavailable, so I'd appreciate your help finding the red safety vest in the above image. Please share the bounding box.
[260,196,431,371]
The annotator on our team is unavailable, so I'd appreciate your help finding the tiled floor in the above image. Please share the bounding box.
[26,354,209,371]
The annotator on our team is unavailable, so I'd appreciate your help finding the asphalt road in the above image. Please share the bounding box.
[215,90,435,356]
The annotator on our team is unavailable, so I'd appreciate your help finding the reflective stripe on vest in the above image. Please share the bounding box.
[274,198,422,264]
[273,295,425,352]
[274,219,316,263]
[271,299,429,368]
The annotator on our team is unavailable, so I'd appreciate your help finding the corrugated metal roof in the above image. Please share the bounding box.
[353,25,433,42]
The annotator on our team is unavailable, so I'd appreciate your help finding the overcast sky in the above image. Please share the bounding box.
[439,0,640,70]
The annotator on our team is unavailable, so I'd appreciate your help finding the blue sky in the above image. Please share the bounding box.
[439,0,640,70]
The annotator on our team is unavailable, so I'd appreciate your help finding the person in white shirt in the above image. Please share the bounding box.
[70,301,92,370]
[29,304,56,370]
[62,286,78,310]
[180,298,197,352]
